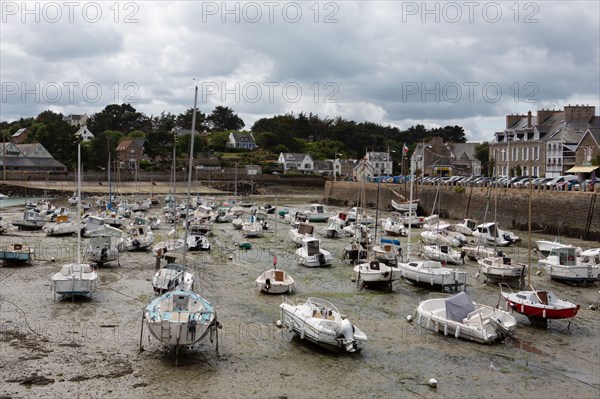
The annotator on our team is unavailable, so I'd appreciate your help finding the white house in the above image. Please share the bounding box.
[277,153,314,174]
[227,132,257,149]
[365,151,394,176]
[75,126,94,142]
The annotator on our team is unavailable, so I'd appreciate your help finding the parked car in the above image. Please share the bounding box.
[545,175,577,189]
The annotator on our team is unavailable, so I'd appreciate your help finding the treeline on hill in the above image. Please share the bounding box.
[0,103,469,172]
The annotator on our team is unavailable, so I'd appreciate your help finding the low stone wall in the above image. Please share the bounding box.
[324,181,600,241]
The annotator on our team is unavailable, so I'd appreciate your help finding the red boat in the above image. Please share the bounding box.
[500,285,580,320]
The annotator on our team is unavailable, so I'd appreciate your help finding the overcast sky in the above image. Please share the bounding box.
[1,1,598,142]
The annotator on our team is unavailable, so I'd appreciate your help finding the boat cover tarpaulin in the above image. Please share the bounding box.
[445,292,475,322]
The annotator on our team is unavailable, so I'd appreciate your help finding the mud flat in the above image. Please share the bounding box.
[0,196,599,398]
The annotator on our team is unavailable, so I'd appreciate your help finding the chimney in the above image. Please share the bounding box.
[527,111,532,128]
[564,104,596,122]
[505,114,523,129]
[536,108,560,125]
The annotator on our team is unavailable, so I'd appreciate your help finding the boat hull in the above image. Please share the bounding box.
[501,292,580,319]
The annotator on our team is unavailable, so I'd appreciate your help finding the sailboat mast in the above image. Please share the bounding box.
[406,158,414,261]
[182,85,199,261]
[108,140,112,209]
[77,140,82,265]
[527,162,533,289]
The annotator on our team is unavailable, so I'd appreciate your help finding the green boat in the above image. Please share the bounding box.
[239,242,252,250]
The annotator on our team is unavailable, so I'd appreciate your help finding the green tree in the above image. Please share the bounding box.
[176,108,207,131]
[88,104,150,134]
[207,130,230,150]
[145,130,176,163]
[207,106,244,132]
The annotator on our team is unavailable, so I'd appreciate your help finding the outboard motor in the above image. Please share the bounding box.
[336,318,357,352]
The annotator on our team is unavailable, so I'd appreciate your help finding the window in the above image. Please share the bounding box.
[512,148,517,160]
[585,146,592,162]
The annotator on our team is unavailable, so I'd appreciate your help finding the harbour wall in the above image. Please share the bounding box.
[323,181,600,241]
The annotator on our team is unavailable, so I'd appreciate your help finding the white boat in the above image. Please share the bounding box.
[51,140,98,299]
[85,228,122,266]
[123,224,154,251]
[279,296,367,353]
[153,239,185,257]
[414,291,517,344]
[391,211,424,228]
[295,237,333,267]
[324,212,348,238]
[242,216,265,238]
[473,222,519,247]
[0,243,34,265]
[44,215,77,236]
[343,223,371,245]
[353,259,401,289]
[420,227,466,247]
[67,193,78,205]
[214,206,234,223]
[144,290,218,346]
[538,246,600,285]
[81,215,105,237]
[461,245,496,261]
[259,203,277,214]
[477,255,527,287]
[256,264,295,294]
[187,234,211,251]
[346,207,374,225]
[185,215,213,236]
[51,263,99,299]
[397,260,466,291]
[342,242,367,263]
[451,218,477,236]
[390,198,419,213]
[371,243,401,265]
[289,223,314,246]
[536,239,579,257]
[12,210,47,230]
[381,217,407,236]
[0,217,9,234]
[152,262,195,294]
[304,203,331,222]
[422,244,464,265]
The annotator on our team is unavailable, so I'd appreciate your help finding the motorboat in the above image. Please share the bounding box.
[371,243,401,265]
[461,245,496,261]
[422,244,464,265]
[289,223,314,247]
[391,211,424,228]
[346,207,373,225]
[44,215,77,236]
[279,296,367,353]
[343,223,371,245]
[259,203,277,214]
[0,243,34,265]
[397,260,466,291]
[353,259,401,289]
[538,246,600,285]
[144,290,218,347]
[214,206,234,223]
[477,255,527,287]
[256,257,295,294]
[187,234,211,251]
[152,262,195,294]
[123,224,154,251]
[304,203,331,222]
[420,226,466,247]
[51,262,98,299]
[342,242,367,263]
[536,239,579,257]
[451,218,477,236]
[390,198,419,213]
[153,239,185,257]
[0,217,9,234]
[85,228,123,266]
[295,236,333,267]
[499,284,580,321]
[81,215,105,237]
[242,216,265,238]
[414,291,517,344]
[324,212,348,238]
[381,217,407,237]
[473,222,519,247]
[12,210,47,231]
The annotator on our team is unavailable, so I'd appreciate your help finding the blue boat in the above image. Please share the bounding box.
[0,243,33,265]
